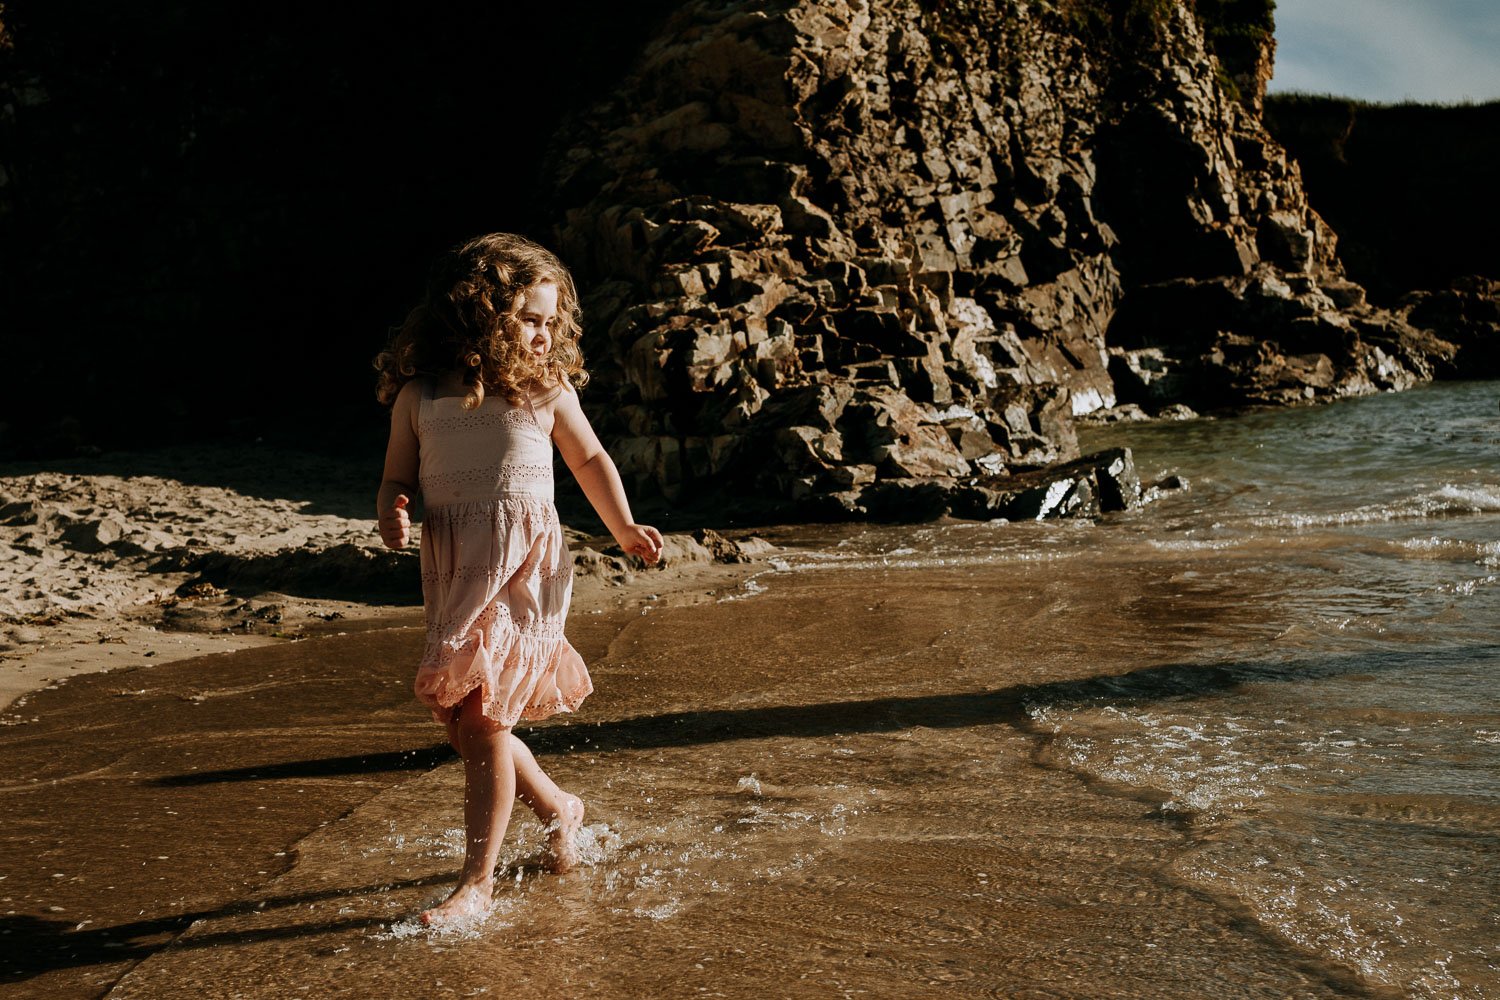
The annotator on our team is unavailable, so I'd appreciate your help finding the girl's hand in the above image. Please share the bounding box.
[616,523,663,565]
[380,494,411,549]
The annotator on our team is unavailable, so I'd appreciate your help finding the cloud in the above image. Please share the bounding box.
[1269,0,1500,103]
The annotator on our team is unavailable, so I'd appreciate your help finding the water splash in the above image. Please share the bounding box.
[1246,483,1500,530]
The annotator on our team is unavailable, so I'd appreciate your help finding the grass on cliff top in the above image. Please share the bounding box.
[934,0,1275,53]
[1268,90,1500,111]
[1041,0,1273,39]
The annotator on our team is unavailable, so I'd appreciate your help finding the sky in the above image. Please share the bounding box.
[1269,0,1500,103]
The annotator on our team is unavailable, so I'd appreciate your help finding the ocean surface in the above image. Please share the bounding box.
[7,380,1496,999]
[708,378,1500,998]
[1054,380,1500,997]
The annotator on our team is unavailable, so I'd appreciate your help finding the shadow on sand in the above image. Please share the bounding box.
[15,642,1495,985]
[0,872,460,983]
[155,641,1498,789]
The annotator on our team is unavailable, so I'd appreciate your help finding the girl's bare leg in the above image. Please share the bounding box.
[440,708,584,874]
[421,690,516,926]
[508,734,585,873]
[444,710,462,757]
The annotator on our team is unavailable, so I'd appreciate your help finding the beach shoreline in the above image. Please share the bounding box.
[6,383,1496,999]
[3,525,1401,1000]
[0,470,779,999]
[0,444,778,716]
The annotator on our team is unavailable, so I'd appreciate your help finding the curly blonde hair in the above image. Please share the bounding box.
[374,232,588,408]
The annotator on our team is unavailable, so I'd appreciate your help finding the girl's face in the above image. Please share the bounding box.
[516,281,559,360]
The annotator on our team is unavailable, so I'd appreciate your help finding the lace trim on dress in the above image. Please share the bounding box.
[498,463,553,483]
[514,686,591,721]
[420,463,554,492]
[420,563,508,585]
[420,553,571,589]
[418,656,590,727]
[422,601,568,662]
[420,614,569,683]
[535,559,574,582]
[424,608,566,640]
[420,406,540,435]
[424,495,559,523]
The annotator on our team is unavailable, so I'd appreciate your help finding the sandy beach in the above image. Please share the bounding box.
[0,547,781,1000]
[2,518,1387,1000]
[0,444,798,999]
[5,380,1498,999]
[0,472,1372,1000]
[0,443,766,714]
[0,445,408,713]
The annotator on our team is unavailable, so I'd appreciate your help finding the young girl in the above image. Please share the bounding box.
[374,232,662,926]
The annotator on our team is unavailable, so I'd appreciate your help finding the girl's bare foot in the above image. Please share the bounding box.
[420,878,493,926]
[543,794,585,874]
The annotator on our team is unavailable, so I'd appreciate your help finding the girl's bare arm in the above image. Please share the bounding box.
[550,385,663,563]
[377,381,422,549]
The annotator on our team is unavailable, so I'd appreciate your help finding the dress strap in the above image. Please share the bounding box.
[524,383,563,438]
[416,376,434,427]
[527,383,565,409]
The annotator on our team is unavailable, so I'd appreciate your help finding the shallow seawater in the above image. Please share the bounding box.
[1051,381,1500,998]
[6,381,1498,999]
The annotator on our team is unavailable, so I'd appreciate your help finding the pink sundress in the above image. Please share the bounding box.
[412,380,591,727]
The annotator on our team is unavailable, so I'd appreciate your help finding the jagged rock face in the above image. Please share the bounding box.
[550,0,1459,512]
[1399,277,1500,378]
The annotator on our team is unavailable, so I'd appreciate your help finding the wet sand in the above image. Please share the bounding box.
[1,528,1392,1000]
[0,560,771,1000]
[0,445,422,712]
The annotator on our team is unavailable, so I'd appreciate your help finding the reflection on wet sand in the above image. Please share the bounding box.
[0,617,425,998]
[4,548,1389,1000]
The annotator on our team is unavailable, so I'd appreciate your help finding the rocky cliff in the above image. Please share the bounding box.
[4,1,1490,511]
[548,0,1474,518]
